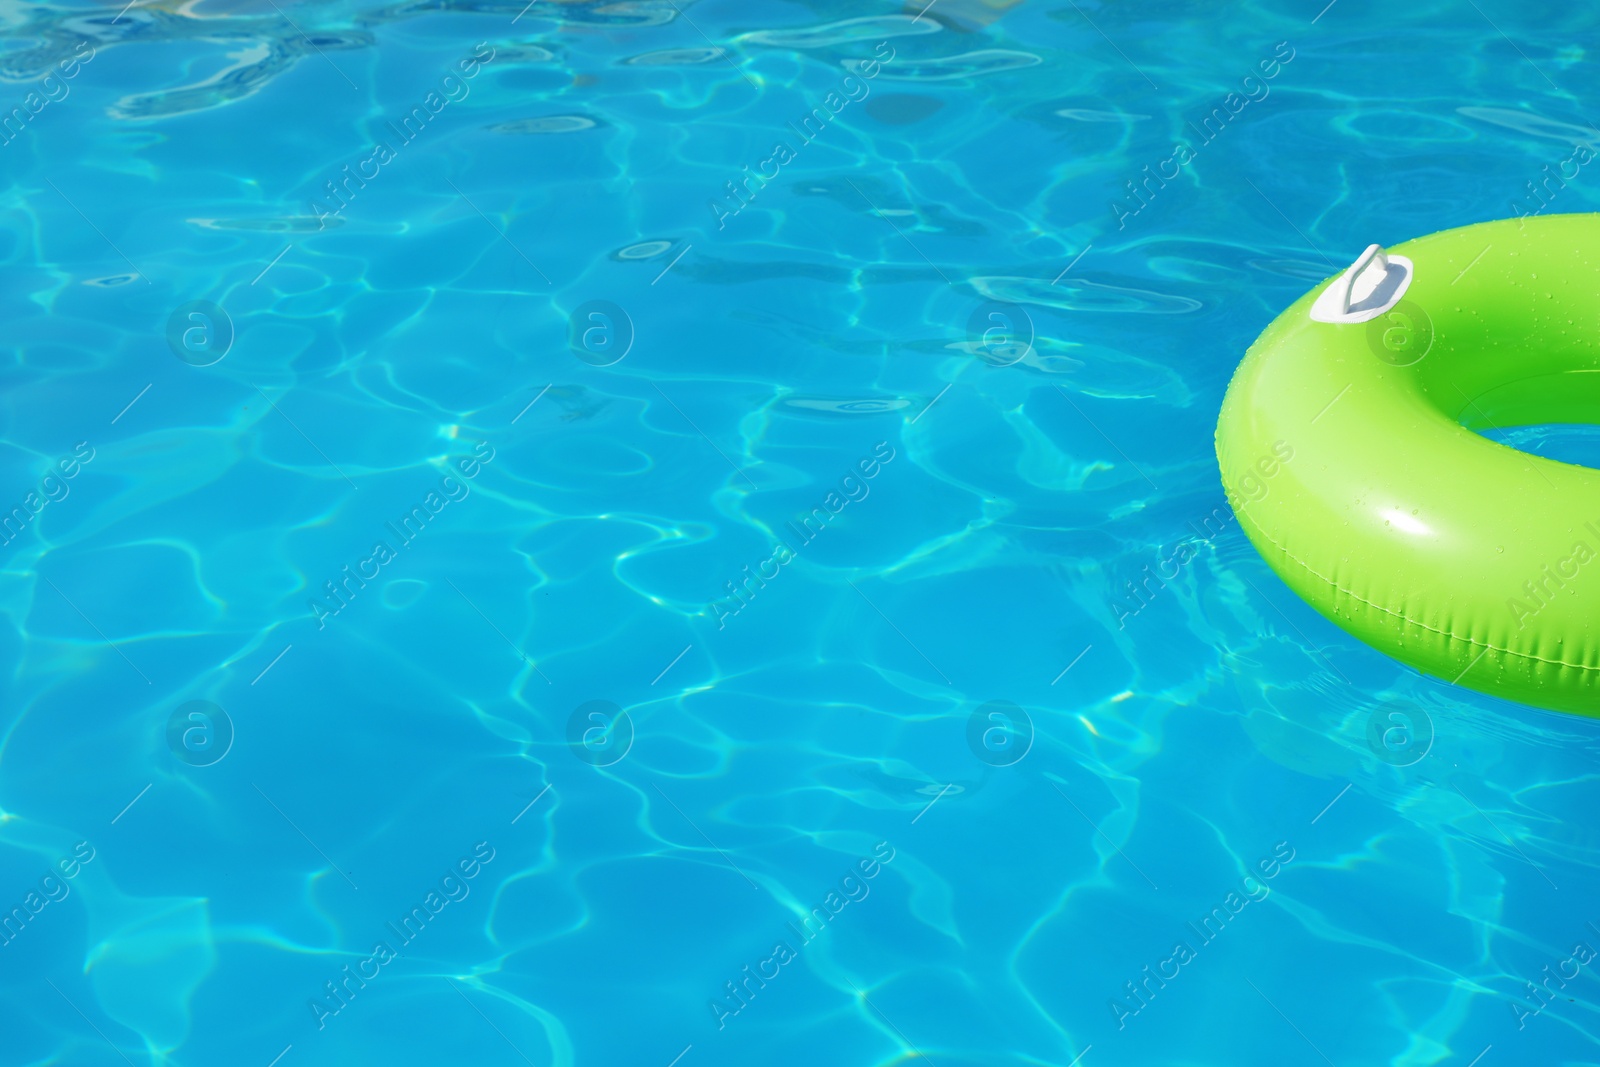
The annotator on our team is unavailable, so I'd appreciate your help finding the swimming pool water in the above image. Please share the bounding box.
[3,0,1600,1064]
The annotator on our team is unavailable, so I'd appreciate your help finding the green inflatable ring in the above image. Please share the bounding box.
[1216,214,1600,717]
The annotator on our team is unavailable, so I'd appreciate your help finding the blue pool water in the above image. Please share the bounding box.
[3,0,1600,1064]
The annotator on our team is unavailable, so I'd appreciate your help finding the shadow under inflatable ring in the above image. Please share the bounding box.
[1216,214,1600,717]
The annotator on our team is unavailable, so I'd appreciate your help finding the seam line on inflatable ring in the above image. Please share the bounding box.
[1239,514,1600,675]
